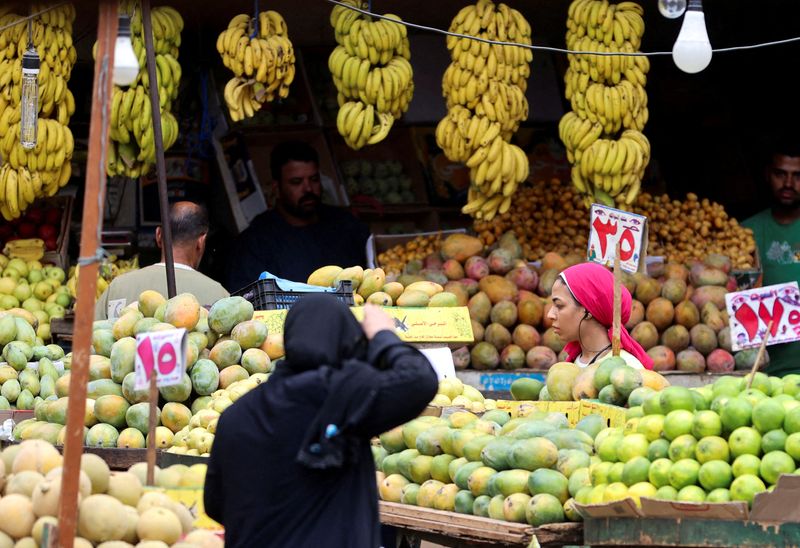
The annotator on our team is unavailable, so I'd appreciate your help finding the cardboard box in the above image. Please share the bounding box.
[576,473,800,523]
[366,228,467,269]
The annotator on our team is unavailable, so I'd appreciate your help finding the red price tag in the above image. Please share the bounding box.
[726,282,800,351]
[135,329,187,390]
[587,204,648,273]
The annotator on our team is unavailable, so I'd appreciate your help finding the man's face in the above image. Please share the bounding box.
[768,155,800,207]
[276,160,321,218]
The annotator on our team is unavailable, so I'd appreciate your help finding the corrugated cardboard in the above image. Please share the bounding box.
[750,474,800,522]
[574,498,643,519]
[640,498,748,521]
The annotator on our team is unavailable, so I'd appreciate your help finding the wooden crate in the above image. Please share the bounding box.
[380,501,582,547]
[42,194,74,270]
[583,517,800,547]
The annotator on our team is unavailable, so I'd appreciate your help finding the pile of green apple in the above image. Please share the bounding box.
[0,254,71,340]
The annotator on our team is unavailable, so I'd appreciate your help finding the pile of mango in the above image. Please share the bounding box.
[580,373,800,508]
[0,254,70,341]
[0,440,222,547]
[12,290,285,455]
[507,356,670,408]
[0,330,65,410]
[375,378,604,526]
[365,231,752,374]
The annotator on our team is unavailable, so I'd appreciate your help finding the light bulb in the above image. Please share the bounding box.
[113,15,139,86]
[20,46,40,151]
[658,0,687,19]
[672,0,712,73]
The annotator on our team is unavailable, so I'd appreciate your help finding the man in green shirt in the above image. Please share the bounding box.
[96,201,229,320]
[742,140,800,376]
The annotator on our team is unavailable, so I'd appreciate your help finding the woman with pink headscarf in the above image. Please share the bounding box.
[547,262,654,370]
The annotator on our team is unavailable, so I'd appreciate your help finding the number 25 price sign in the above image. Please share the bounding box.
[587,204,649,274]
[134,328,188,390]
[725,282,800,351]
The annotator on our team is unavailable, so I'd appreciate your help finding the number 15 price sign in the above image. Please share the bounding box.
[587,204,649,274]
[135,328,188,390]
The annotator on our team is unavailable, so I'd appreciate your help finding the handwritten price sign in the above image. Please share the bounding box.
[725,282,800,351]
[134,328,188,390]
[587,204,648,273]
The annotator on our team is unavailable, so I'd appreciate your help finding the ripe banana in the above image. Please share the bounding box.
[560,0,649,208]
[329,1,413,149]
[218,10,295,121]
[0,3,79,217]
[437,0,532,220]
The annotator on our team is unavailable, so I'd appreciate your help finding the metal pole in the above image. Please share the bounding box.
[57,2,118,547]
[141,0,176,299]
[141,0,175,486]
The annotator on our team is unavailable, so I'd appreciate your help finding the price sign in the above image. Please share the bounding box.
[725,282,800,351]
[587,204,648,273]
[134,328,188,390]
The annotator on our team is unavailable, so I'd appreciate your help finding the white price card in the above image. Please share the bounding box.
[419,347,457,381]
[587,204,648,273]
[725,282,800,351]
[134,328,188,390]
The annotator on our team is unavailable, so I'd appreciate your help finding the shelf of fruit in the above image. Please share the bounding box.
[4,290,283,461]
[361,231,758,379]
[374,361,800,531]
[0,439,223,546]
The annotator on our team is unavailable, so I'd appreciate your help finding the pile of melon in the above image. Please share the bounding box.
[0,440,222,547]
[13,291,285,454]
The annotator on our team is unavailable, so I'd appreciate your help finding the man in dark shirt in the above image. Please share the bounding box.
[226,141,370,291]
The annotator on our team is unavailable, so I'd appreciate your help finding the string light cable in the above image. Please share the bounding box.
[0,3,68,34]
[326,0,800,57]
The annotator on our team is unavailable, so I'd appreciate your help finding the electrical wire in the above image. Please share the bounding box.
[327,0,800,57]
[0,3,67,34]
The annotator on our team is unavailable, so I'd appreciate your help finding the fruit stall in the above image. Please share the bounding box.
[2,0,800,546]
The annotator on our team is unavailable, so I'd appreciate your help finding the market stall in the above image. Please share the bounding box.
[2,0,800,546]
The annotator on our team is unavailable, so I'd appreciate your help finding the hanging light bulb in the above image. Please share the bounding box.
[672,0,712,73]
[113,14,139,86]
[658,0,687,19]
[20,46,40,151]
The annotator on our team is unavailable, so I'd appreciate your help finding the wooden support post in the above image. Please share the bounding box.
[746,321,773,390]
[612,242,622,357]
[141,0,175,486]
[56,2,118,547]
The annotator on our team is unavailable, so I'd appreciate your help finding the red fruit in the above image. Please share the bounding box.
[38,225,57,240]
[45,208,61,225]
[44,237,58,251]
[18,222,37,238]
[25,208,44,224]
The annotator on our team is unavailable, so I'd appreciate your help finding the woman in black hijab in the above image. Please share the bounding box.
[204,294,438,547]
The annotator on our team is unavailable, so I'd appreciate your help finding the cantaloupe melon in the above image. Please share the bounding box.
[0,531,12,548]
[31,516,58,545]
[32,477,65,517]
[183,530,225,547]
[170,501,194,534]
[95,542,134,548]
[11,439,62,474]
[45,467,91,498]
[5,470,44,497]
[136,492,173,515]
[77,494,128,543]
[0,493,35,538]
[0,445,21,475]
[107,472,142,507]
[121,505,139,544]
[12,537,36,548]
[136,507,182,545]
[81,453,111,494]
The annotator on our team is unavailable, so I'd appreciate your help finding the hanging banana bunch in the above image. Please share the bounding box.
[217,11,296,122]
[329,0,413,150]
[435,0,533,222]
[559,0,650,208]
[0,3,77,221]
[101,1,183,179]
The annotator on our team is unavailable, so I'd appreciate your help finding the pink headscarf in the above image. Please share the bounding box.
[559,262,654,370]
